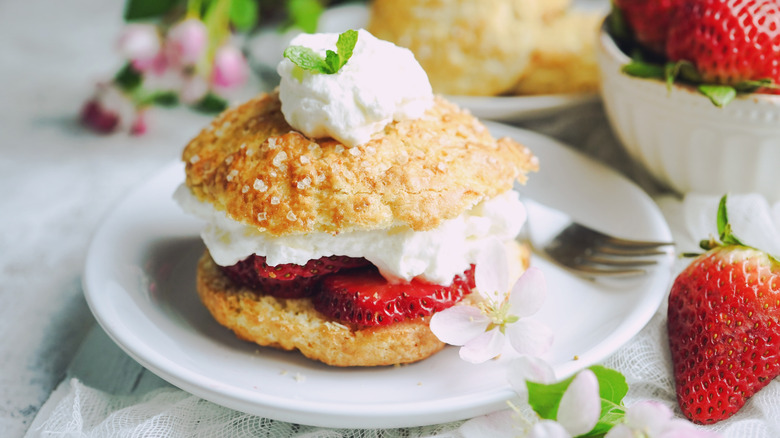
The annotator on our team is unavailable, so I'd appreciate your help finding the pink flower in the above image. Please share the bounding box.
[117,24,161,65]
[212,44,248,89]
[80,83,141,135]
[166,18,208,67]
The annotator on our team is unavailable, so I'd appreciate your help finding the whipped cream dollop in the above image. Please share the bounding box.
[175,186,527,285]
[277,29,433,148]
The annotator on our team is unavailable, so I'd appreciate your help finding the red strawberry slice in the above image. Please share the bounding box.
[614,0,682,55]
[220,255,369,298]
[665,0,780,92]
[312,265,476,326]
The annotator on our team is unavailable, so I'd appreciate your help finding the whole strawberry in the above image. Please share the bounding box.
[666,0,780,93]
[613,0,682,54]
[668,197,780,424]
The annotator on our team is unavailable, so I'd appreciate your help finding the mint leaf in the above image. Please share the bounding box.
[283,29,358,75]
[230,0,258,31]
[699,84,737,107]
[622,60,665,79]
[283,45,329,73]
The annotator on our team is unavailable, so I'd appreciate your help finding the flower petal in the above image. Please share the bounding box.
[429,306,490,346]
[509,266,546,317]
[557,369,600,436]
[475,238,508,302]
[528,420,572,438]
[624,400,673,436]
[506,319,554,356]
[604,424,633,438]
[507,356,556,399]
[459,329,505,363]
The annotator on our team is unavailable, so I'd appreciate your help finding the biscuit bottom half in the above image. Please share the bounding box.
[196,242,530,367]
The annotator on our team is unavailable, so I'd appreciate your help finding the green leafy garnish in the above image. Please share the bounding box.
[123,0,178,21]
[283,29,358,75]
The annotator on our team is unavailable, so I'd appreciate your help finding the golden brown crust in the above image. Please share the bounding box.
[196,252,446,366]
[182,91,537,237]
[197,242,531,367]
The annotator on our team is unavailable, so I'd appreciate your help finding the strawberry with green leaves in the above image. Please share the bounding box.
[668,195,780,424]
[665,0,780,96]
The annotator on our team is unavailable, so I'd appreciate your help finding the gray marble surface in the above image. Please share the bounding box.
[0,0,650,436]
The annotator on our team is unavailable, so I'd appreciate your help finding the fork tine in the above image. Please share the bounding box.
[602,239,674,249]
[593,245,670,257]
[581,254,660,267]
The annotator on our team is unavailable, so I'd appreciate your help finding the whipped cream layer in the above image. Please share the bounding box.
[175,186,527,285]
[277,29,433,148]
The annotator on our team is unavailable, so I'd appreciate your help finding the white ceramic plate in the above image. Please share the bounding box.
[83,123,673,429]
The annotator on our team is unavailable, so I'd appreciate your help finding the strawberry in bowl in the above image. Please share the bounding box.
[597,0,780,201]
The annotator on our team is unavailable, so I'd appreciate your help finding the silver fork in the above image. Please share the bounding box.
[523,199,675,277]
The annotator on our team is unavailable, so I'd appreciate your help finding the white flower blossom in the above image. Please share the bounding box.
[430,240,553,363]
[605,401,721,438]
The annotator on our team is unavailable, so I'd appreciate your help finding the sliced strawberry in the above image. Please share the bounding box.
[220,255,369,298]
[250,254,369,280]
[312,265,476,326]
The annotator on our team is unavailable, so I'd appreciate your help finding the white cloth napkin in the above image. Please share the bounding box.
[25,193,780,438]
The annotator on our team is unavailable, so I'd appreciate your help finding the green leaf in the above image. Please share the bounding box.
[735,78,775,93]
[287,0,324,33]
[193,93,228,113]
[606,5,631,43]
[283,29,358,75]
[283,45,329,73]
[621,60,665,79]
[123,0,179,21]
[230,0,258,31]
[114,63,143,91]
[716,194,745,246]
[526,377,574,421]
[698,84,737,107]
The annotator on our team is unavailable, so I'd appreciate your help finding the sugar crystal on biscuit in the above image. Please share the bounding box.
[272,151,287,168]
[268,137,279,149]
[335,144,344,154]
[297,176,312,190]
[287,211,298,221]
[253,178,268,192]
[300,155,310,164]
[225,155,234,164]
[226,169,238,181]
[242,185,249,193]
[271,196,281,205]
[189,154,200,164]
[257,212,267,222]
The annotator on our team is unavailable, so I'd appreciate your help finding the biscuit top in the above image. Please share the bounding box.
[181,91,537,237]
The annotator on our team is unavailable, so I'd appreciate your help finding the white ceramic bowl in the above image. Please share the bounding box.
[597,26,780,201]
